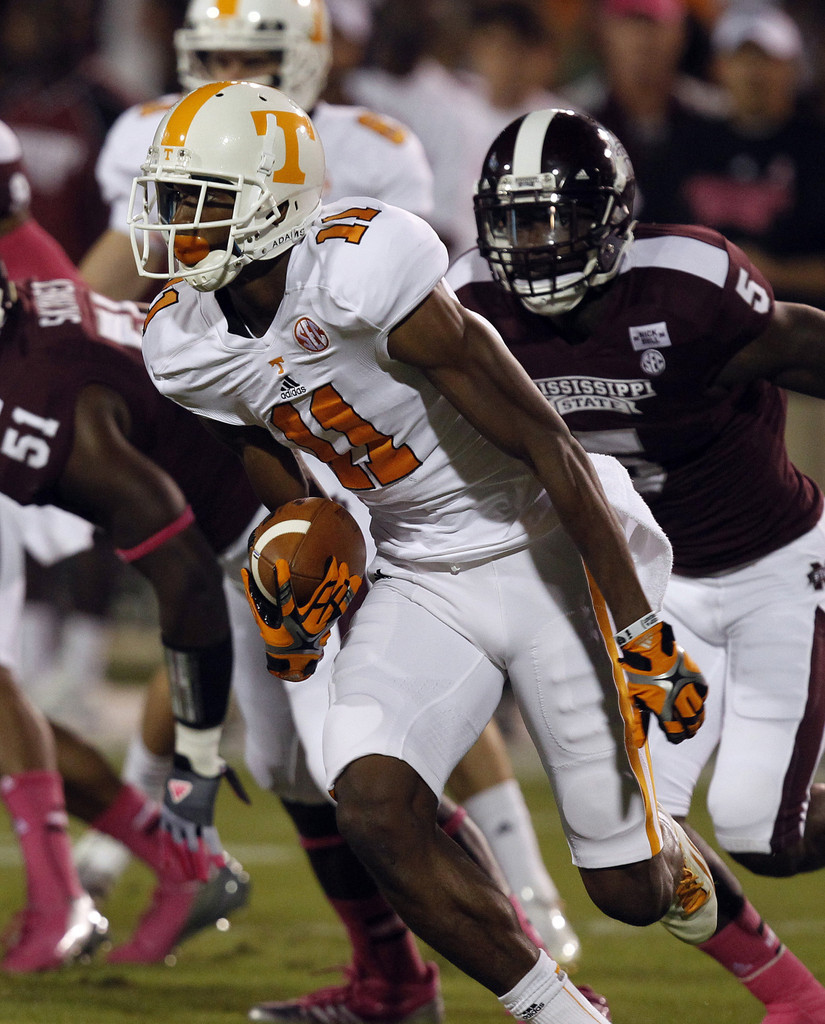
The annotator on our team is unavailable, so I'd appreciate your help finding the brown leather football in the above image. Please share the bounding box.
[248,497,366,607]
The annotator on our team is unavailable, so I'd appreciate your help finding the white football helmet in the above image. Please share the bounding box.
[175,0,332,112]
[129,81,326,291]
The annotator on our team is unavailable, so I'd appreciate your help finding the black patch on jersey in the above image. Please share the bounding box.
[808,563,825,591]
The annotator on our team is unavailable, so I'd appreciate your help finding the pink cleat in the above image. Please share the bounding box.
[2,894,108,973]
[106,857,250,965]
[761,987,825,1024]
[248,962,444,1024]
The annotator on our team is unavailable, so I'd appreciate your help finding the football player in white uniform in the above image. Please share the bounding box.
[79,0,433,302]
[76,0,587,997]
[133,80,715,1024]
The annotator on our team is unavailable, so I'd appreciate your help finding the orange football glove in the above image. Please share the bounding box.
[618,621,708,748]
[241,557,363,682]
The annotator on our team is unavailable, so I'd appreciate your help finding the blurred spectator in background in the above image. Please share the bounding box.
[345,0,493,257]
[561,0,723,221]
[0,0,139,263]
[322,0,375,105]
[671,5,825,309]
[666,4,825,490]
[100,0,188,99]
[460,2,564,140]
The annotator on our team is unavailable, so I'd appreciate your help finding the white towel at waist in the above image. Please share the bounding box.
[589,452,673,614]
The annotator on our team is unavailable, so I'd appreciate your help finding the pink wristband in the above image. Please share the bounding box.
[115,505,196,563]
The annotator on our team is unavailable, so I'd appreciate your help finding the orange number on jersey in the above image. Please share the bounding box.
[143,285,180,330]
[317,207,380,245]
[356,112,407,145]
[270,384,420,491]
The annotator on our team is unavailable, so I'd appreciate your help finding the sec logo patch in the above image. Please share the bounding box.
[294,317,329,352]
[641,349,666,376]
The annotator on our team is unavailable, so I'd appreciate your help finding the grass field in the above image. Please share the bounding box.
[0,721,822,1024]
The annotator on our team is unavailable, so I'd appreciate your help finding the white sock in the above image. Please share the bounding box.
[464,779,559,905]
[499,950,604,1023]
[122,733,172,803]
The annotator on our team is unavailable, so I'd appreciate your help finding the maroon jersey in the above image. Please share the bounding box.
[0,219,81,283]
[0,278,260,554]
[448,223,823,576]
[0,120,80,282]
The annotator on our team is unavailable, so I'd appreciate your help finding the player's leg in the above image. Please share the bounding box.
[684,819,825,1024]
[227,578,444,1024]
[498,539,715,943]
[74,665,173,900]
[704,536,825,877]
[51,720,248,965]
[653,555,825,1022]
[73,572,257,940]
[0,511,107,972]
[326,568,619,1023]
[0,677,108,971]
[447,718,581,968]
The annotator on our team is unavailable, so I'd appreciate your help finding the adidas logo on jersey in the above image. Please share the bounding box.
[279,374,307,400]
[808,562,825,591]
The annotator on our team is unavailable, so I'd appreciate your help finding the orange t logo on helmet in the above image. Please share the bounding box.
[250,109,317,185]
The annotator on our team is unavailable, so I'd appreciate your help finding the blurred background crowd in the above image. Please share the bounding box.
[0,0,824,733]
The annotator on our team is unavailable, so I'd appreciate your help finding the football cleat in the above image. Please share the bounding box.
[177,854,251,945]
[1,894,109,973]
[520,892,581,970]
[248,962,444,1024]
[107,855,250,965]
[576,985,612,1021]
[761,1004,825,1024]
[659,815,717,944]
[74,829,132,903]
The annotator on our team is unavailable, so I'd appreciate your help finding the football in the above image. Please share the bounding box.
[248,497,367,607]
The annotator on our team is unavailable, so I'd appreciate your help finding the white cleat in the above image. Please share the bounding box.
[520,892,581,970]
[659,814,718,944]
[2,894,109,973]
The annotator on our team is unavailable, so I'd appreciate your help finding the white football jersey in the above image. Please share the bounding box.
[142,199,554,566]
[95,95,434,235]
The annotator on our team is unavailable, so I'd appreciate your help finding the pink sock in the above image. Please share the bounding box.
[297,828,428,985]
[700,900,825,1007]
[0,771,84,907]
[91,783,164,875]
[329,893,428,984]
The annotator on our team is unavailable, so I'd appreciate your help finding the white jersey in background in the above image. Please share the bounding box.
[95,96,434,236]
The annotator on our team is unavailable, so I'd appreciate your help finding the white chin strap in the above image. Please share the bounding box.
[180,250,245,292]
[514,272,589,316]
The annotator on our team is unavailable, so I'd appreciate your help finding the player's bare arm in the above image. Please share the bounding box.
[712,301,825,398]
[55,382,230,646]
[387,281,651,630]
[202,419,310,510]
[79,228,163,301]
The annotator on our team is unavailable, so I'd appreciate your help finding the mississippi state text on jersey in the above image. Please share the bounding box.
[448,223,822,576]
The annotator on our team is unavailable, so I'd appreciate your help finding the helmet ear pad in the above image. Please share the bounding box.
[596,232,623,274]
